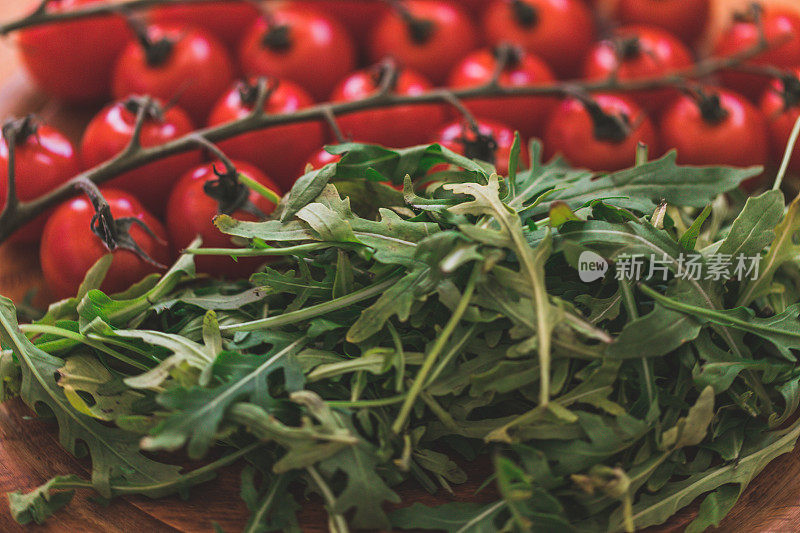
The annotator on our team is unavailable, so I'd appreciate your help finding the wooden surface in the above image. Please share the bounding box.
[4,0,800,531]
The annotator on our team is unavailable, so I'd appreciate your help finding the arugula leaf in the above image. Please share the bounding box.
[521,150,759,218]
[8,475,82,525]
[142,338,306,458]
[0,298,183,498]
[390,501,506,532]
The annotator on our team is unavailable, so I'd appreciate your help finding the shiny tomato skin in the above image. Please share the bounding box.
[16,0,132,103]
[166,160,280,278]
[148,1,260,49]
[0,125,79,243]
[40,189,170,300]
[449,47,556,137]
[543,94,659,172]
[208,78,325,190]
[583,25,694,114]
[482,0,595,78]
[369,1,478,85]
[292,1,389,40]
[81,100,201,215]
[433,120,529,176]
[614,0,711,45]
[238,7,356,101]
[660,89,768,173]
[714,9,800,101]
[331,67,446,147]
[761,71,800,175]
[306,147,341,170]
[112,24,234,123]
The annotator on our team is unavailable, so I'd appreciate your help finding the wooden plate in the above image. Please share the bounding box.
[3,1,800,531]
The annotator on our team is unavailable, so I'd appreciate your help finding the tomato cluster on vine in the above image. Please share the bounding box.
[5,0,800,295]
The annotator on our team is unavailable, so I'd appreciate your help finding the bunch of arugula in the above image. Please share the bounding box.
[2,138,800,532]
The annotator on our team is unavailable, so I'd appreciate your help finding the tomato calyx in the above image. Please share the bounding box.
[261,23,293,52]
[75,181,166,268]
[732,3,762,24]
[122,95,165,123]
[369,59,401,92]
[571,93,633,144]
[614,36,644,62]
[492,43,523,70]
[511,0,538,29]
[390,0,435,44]
[203,161,267,218]
[2,115,39,147]
[777,73,800,110]
[236,77,279,110]
[684,87,730,124]
[454,122,499,165]
[128,18,175,67]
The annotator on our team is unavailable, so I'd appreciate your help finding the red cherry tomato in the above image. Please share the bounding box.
[449,46,556,137]
[208,78,325,190]
[40,189,170,300]
[433,119,529,176]
[0,121,79,243]
[331,64,446,147]
[166,160,280,277]
[239,7,356,101]
[583,26,694,115]
[482,0,595,78]
[714,8,800,101]
[543,94,659,171]
[306,147,342,170]
[660,89,768,180]
[614,0,711,45]
[369,1,478,85]
[760,70,800,175]
[81,98,201,215]
[292,1,389,41]
[112,24,234,123]
[148,1,259,49]
[16,0,131,103]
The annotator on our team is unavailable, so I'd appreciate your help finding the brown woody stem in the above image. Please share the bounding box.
[0,12,776,243]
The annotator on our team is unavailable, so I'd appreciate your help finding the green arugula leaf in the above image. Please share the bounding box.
[0,298,183,499]
[390,501,506,532]
[142,338,306,458]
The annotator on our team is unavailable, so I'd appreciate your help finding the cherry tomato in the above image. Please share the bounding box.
[81,98,201,215]
[660,89,768,178]
[543,94,659,171]
[714,7,800,101]
[40,189,170,300]
[0,120,79,243]
[761,70,800,175]
[449,46,556,137]
[148,1,259,49]
[112,24,234,123]
[482,0,595,78]
[583,25,694,115]
[239,7,356,101]
[306,147,342,170]
[16,0,132,103]
[614,0,711,45]
[433,119,529,176]
[369,0,478,85]
[208,78,325,190]
[292,1,389,42]
[166,160,280,277]
[331,64,446,147]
